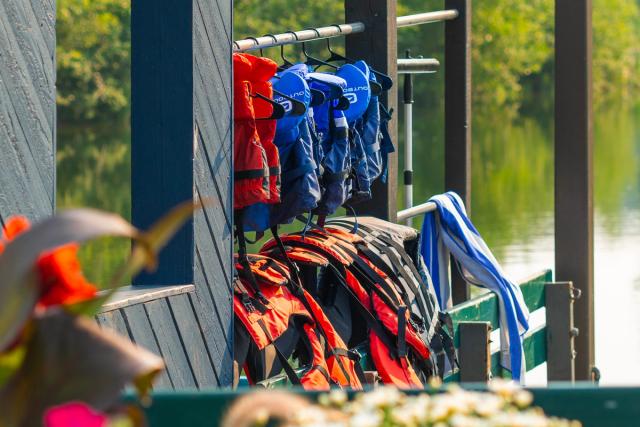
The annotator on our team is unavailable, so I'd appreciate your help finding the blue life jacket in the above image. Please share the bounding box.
[335,63,372,204]
[353,61,384,183]
[305,72,353,216]
[270,112,321,225]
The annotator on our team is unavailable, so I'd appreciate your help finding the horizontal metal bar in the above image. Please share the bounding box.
[397,10,459,27]
[234,22,365,52]
[397,58,440,74]
[396,201,437,222]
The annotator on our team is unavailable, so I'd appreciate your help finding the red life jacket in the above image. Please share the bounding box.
[238,53,280,204]
[261,228,435,389]
[233,254,363,390]
[233,53,269,209]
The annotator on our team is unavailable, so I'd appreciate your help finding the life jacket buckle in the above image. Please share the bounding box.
[242,296,256,313]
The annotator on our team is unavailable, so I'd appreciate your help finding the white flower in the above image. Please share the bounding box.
[513,390,534,409]
[356,386,402,410]
[293,407,329,425]
[328,390,348,407]
[347,410,382,427]
[488,378,520,400]
[473,394,504,417]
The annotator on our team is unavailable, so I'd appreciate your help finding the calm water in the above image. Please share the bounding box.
[58,104,640,385]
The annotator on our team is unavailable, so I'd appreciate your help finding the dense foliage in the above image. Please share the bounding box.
[57,0,130,123]
[56,0,639,121]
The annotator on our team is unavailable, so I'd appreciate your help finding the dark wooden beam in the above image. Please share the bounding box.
[554,0,594,381]
[444,0,472,304]
[459,321,491,382]
[546,282,577,382]
[131,0,233,386]
[345,0,398,221]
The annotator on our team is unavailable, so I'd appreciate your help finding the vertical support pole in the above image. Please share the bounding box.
[555,0,594,381]
[132,0,194,286]
[403,53,414,227]
[132,0,234,385]
[459,321,491,382]
[545,282,577,382]
[445,0,472,304]
[345,0,398,221]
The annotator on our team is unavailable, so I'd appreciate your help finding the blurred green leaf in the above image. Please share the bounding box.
[0,309,164,427]
[0,345,26,388]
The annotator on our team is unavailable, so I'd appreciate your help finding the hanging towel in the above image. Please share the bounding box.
[420,192,530,382]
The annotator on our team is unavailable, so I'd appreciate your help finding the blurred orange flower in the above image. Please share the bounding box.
[1,216,97,308]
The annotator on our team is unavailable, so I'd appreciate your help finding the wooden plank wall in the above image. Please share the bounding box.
[0,0,56,222]
[96,288,223,389]
[131,0,234,388]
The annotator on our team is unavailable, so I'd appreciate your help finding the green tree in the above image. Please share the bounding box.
[57,0,130,123]
[56,0,639,122]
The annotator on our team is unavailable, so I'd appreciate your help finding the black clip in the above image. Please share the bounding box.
[242,294,256,313]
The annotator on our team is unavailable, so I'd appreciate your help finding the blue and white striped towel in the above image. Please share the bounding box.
[420,192,530,381]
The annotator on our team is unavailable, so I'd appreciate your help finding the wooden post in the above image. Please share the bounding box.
[554,0,594,381]
[345,0,398,221]
[546,282,577,382]
[445,0,472,304]
[131,0,234,386]
[459,321,491,382]
[0,0,56,221]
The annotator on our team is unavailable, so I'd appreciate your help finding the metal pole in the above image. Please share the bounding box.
[555,0,594,381]
[397,201,437,223]
[397,58,440,74]
[397,10,459,27]
[403,51,414,227]
[233,22,366,52]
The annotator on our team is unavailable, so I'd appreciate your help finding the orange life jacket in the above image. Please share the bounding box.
[261,228,435,389]
[238,53,280,204]
[233,254,363,390]
[233,53,269,209]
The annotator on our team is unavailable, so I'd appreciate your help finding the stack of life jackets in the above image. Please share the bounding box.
[253,218,457,389]
[233,254,363,390]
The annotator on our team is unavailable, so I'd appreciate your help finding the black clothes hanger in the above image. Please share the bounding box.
[278,31,298,71]
[272,88,307,116]
[324,25,393,91]
[322,31,382,95]
[252,92,286,120]
[302,29,338,71]
[245,36,263,57]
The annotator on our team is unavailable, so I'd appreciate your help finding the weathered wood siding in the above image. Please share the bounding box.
[0,0,56,222]
[131,0,233,388]
[97,285,225,389]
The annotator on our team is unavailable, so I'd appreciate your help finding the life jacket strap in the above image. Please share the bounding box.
[256,318,302,386]
[235,210,270,307]
[268,166,280,176]
[234,168,269,180]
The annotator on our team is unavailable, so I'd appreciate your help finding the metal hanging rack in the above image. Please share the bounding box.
[233,10,458,225]
[234,10,459,52]
[234,23,365,52]
[397,10,459,28]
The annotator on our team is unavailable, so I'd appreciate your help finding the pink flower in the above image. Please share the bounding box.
[43,402,108,427]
